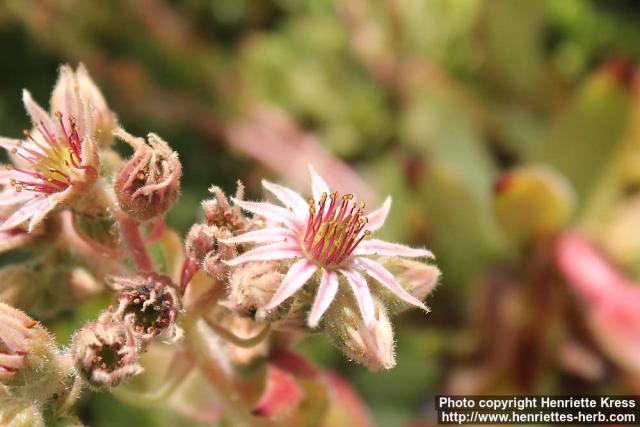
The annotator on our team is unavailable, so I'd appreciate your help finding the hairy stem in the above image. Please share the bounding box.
[118,215,155,272]
[204,317,271,348]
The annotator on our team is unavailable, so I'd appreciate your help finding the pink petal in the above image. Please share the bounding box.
[266,259,317,309]
[0,138,21,152]
[0,195,50,231]
[224,242,302,266]
[0,353,25,369]
[0,168,36,185]
[22,89,55,134]
[354,239,434,259]
[219,227,296,245]
[231,198,302,232]
[262,179,308,215]
[308,164,330,201]
[342,269,375,326]
[353,258,428,311]
[0,230,32,254]
[0,189,36,206]
[308,269,339,328]
[27,196,57,232]
[366,196,391,232]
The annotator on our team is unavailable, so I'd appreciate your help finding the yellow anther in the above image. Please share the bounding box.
[55,111,63,119]
[14,185,22,192]
[5,164,13,170]
[330,192,337,200]
[308,198,315,206]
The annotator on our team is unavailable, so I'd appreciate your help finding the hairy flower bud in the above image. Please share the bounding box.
[378,257,440,313]
[325,294,395,371]
[186,184,259,280]
[0,265,39,309]
[114,129,182,221]
[110,273,182,342]
[0,303,66,402]
[72,312,142,389]
[202,184,246,229]
[185,223,235,278]
[0,403,45,427]
[225,262,284,321]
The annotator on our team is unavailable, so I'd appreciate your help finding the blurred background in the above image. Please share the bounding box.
[2,0,640,425]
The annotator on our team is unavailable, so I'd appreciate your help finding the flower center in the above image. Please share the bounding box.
[6,112,83,195]
[303,192,370,267]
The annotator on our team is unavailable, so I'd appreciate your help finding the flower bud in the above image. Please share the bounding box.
[0,265,39,309]
[71,312,142,389]
[114,129,182,221]
[377,257,440,314]
[0,403,45,427]
[225,262,284,321]
[185,223,236,279]
[0,303,66,402]
[493,165,575,244]
[51,64,117,147]
[110,273,182,342]
[72,212,122,252]
[324,294,395,371]
[202,184,245,229]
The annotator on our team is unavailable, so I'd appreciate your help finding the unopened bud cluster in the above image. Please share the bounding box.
[186,183,261,279]
[71,273,181,390]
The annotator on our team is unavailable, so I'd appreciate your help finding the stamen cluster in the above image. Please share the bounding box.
[304,192,370,267]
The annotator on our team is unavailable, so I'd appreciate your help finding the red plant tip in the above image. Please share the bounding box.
[597,58,635,89]
[493,172,514,194]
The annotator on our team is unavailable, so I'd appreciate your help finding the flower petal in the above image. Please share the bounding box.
[0,138,21,152]
[266,259,317,309]
[308,164,330,202]
[26,196,57,232]
[0,189,37,207]
[342,269,375,326]
[308,269,339,328]
[262,179,308,215]
[224,242,302,266]
[232,198,302,232]
[354,239,434,259]
[0,195,52,232]
[366,196,391,232]
[219,227,296,245]
[353,258,428,311]
[22,89,55,134]
[0,229,33,254]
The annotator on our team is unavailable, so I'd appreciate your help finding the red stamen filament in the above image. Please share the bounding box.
[303,192,371,267]
[8,113,84,195]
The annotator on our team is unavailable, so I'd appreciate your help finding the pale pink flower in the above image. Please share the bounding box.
[0,65,103,232]
[223,166,434,328]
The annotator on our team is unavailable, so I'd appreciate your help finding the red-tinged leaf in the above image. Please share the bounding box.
[270,350,320,379]
[322,371,375,427]
[252,364,305,418]
[555,232,629,303]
